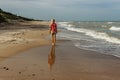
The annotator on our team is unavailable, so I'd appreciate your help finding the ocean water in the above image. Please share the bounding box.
[57,21,120,58]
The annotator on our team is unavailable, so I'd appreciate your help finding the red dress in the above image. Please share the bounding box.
[50,23,57,33]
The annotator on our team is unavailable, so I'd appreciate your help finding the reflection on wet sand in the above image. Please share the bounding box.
[48,45,56,70]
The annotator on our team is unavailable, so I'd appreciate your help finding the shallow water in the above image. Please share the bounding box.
[58,21,120,58]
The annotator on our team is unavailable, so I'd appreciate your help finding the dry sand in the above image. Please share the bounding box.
[0,21,120,80]
[0,21,50,61]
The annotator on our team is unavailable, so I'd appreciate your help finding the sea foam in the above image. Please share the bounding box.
[109,26,120,31]
[58,22,120,44]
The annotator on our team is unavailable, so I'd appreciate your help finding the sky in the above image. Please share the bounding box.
[0,0,120,21]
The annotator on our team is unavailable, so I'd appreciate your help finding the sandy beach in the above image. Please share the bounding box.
[0,21,120,80]
[0,21,50,61]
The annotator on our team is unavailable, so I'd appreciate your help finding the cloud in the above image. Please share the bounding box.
[1,0,120,9]
[0,0,120,21]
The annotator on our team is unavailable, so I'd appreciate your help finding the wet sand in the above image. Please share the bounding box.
[0,41,120,80]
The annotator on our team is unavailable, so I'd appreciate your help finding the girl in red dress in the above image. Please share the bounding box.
[49,19,57,45]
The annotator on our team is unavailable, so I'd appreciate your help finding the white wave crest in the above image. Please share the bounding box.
[66,27,120,44]
[107,22,113,24]
[58,22,73,28]
[109,26,120,31]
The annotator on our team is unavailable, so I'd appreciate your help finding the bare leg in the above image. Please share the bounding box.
[54,34,56,44]
[52,34,54,45]
[51,33,56,45]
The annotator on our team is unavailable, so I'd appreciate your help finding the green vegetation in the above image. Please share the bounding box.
[0,8,7,22]
[0,8,34,23]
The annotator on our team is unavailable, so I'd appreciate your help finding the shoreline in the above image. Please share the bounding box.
[0,40,120,80]
[0,21,120,80]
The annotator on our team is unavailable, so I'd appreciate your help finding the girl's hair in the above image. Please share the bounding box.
[51,19,55,23]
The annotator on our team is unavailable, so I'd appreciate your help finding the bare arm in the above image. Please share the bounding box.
[49,23,51,34]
